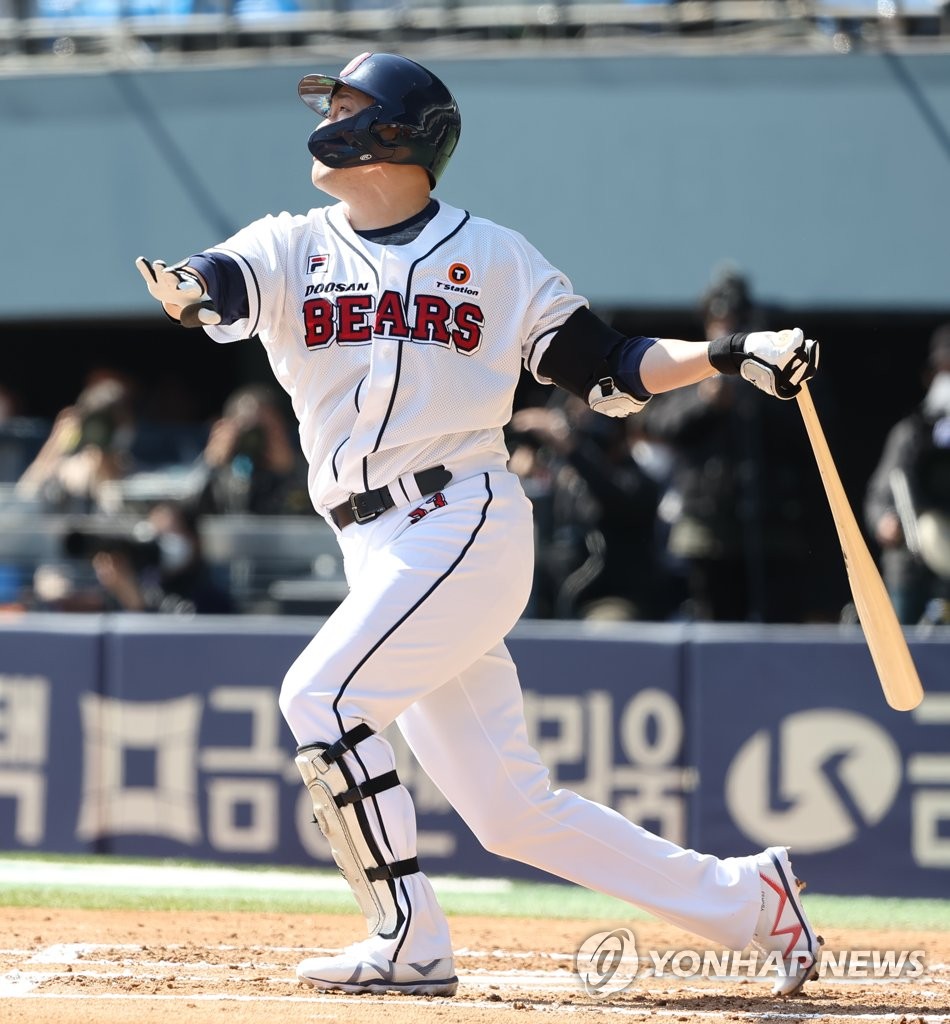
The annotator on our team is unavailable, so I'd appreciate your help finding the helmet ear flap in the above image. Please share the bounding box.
[347,125,404,163]
[374,123,409,145]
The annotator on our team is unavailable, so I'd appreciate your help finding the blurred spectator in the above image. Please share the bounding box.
[15,377,137,512]
[28,563,103,613]
[0,382,20,422]
[642,267,835,622]
[0,383,35,604]
[34,499,234,614]
[508,392,663,620]
[0,382,49,485]
[93,499,234,614]
[195,384,308,515]
[865,323,950,624]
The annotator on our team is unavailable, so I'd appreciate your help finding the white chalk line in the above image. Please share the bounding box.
[1,942,945,1015]
[13,942,949,972]
[5,943,944,987]
[0,971,49,997]
[26,941,101,964]
[1,966,937,991]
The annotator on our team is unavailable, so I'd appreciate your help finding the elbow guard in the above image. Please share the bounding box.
[538,307,653,417]
[588,377,650,418]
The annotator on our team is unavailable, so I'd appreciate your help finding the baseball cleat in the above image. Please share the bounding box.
[751,846,823,997]
[297,945,458,996]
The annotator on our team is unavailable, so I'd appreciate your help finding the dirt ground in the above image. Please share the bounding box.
[2,908,948,1024]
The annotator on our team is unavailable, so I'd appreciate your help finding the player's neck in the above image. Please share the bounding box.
[333,168,433,232]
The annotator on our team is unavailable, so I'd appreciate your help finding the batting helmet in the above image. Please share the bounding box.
[298,52,461,187]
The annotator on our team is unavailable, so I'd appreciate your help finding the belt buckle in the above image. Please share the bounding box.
[348,492,383,525]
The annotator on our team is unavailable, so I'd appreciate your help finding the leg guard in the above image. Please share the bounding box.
[295,723,419,939]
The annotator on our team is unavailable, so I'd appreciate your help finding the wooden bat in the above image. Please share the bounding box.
[796,383,925,712]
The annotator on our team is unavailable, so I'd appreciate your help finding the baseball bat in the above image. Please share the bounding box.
[796,382,924,711]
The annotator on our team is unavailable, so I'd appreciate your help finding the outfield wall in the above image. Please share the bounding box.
[1,615,948,897]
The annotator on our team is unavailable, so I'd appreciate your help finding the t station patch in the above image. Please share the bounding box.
[448,263,471,285]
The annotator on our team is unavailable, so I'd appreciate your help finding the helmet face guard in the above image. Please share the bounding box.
[306,105,413,171]
[299,52,461,187]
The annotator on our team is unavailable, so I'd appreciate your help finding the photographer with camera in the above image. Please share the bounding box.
[61,500,234,615]
[15,376,137,512]
[865,324,950,625]
[196,384,307,515]
[507,392,663,620]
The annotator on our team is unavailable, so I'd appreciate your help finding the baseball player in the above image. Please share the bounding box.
[136,53,822,999]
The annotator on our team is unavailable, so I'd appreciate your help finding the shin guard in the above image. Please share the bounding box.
[295,723,418,938]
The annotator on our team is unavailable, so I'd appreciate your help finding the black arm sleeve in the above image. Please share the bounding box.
[538,307,656,402]
[186,252,250,326]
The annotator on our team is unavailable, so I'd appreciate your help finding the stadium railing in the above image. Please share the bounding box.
[1,0,946,58]
[0,487,348,614]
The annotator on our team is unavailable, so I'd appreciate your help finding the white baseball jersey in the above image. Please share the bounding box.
[203,199,585,515]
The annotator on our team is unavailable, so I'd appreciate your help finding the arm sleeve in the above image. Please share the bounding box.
[187,252,250,326]
[537,304,657,402]
[190,212,298,344]
[611,336,658,401]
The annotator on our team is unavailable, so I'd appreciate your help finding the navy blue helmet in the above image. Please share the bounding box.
[299,52,461,187]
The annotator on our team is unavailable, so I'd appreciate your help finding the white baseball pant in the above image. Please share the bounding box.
[279,469,761,962]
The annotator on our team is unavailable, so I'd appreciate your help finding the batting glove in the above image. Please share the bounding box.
[708,327,819,400]
[135,257,222,327]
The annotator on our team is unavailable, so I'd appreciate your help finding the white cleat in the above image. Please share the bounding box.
[751,846,823,997]
[297,946,458,996]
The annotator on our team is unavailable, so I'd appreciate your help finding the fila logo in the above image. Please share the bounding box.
[448,262,471,285]
[308,253,330,274]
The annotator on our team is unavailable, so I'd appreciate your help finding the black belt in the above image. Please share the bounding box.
[330,466,453,529]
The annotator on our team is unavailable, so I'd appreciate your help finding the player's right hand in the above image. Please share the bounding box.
[741,328,820,399]
[135,257,222,327]
[709,327,819,400]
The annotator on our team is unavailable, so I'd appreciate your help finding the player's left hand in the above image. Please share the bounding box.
[709,328,819,400]
[135,257,222,327]
[136,257,203,304]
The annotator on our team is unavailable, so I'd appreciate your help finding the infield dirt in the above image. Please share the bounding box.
[2,908,947,1024]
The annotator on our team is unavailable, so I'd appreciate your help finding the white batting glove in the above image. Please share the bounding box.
[708,327,820,400]
[135,257,222,327]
